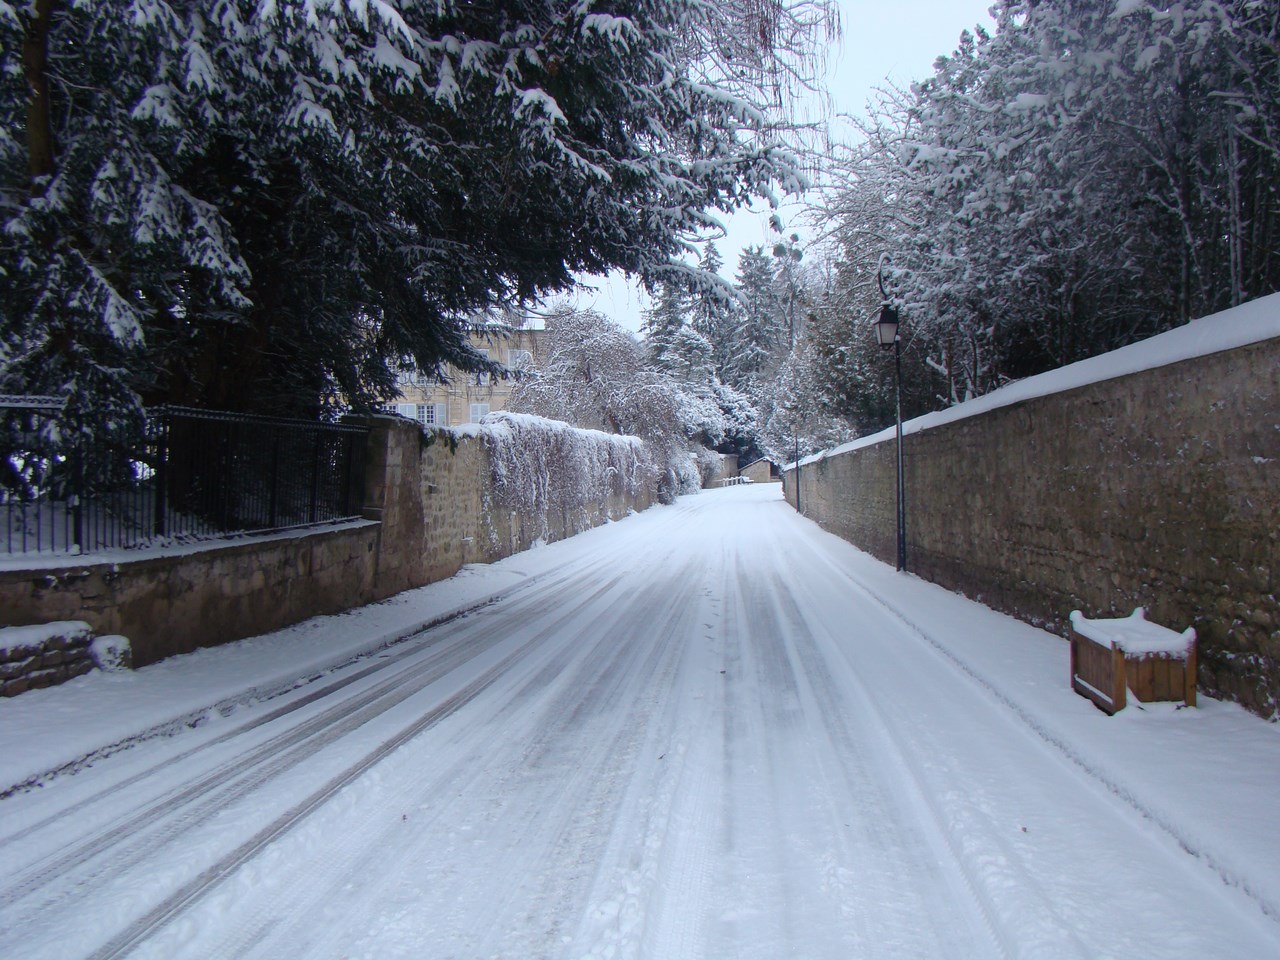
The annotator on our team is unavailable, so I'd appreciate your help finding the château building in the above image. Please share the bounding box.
[391,318,546,427]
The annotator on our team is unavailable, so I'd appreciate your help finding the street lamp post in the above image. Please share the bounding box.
[876,271,907,572]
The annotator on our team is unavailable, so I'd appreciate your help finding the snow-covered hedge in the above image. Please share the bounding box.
[476,413,656,544]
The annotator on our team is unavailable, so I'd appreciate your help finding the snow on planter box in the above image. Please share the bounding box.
[1068,608,1197,715]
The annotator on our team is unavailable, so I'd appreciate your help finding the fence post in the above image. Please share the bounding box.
[71,420,84,555]
[268,425,281,528]
[345,428,364,517]
[308,431,321,524]
[153,410,168,537]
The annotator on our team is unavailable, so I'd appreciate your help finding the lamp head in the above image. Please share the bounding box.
[876,303,900,349]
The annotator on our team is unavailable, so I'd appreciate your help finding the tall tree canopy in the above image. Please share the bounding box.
[0,0,836,423]
[824,0,1280,406]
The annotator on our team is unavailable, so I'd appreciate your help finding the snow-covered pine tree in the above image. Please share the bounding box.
[1,0,837,437]
[687,242,739,377]
[641,281,689,378]
[726,245,786,392]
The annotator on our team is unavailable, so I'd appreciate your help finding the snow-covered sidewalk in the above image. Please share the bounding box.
[2,483,1277,959]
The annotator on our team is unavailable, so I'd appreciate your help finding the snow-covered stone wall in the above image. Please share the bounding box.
[0,523,384,670]
[785,309,1279,719]
[0,622,96,697]
[0,414,656,678]
[366,413,656,597]
[702,453,739,487]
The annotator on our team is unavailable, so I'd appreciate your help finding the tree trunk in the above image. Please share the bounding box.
[23,0,57,195]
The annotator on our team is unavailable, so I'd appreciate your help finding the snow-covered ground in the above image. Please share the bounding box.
[1,484,1277,959]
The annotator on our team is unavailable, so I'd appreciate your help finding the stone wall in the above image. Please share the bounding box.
[741,459,776,484]
[703,453,740,487]
[363,418,656,594]
[0,622,95,697]
[0,524,382,670]
[784,337,1280,718]
[0,416,655,682]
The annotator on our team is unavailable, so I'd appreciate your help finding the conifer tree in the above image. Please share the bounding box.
[0,0,837,433]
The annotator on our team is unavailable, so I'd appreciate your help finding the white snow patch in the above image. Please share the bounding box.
[1070,608,1195,657]
[1,487,1277,957]
[89,635,132,672]
[0,621,92,655]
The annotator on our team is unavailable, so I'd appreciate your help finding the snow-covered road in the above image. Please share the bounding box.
[2,484,1278,959]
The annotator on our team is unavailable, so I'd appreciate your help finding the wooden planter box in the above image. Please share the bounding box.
[1068,608,1197,715]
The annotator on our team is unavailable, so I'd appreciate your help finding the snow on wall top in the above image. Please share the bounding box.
[450,411,645,451]
[0,621,93,655]
[793,292,1280,469]
[1069,608,1196,657]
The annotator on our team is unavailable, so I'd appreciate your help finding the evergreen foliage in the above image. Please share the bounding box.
[1,0,836,430]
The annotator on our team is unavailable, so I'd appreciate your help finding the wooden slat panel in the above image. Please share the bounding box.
[1074,625,1199,712]
[1132,658,1154,703]
[1111,644,1127,713]
[1070,629,1121,713]
[1152,657,1171,701]
[1169,661,1185,702]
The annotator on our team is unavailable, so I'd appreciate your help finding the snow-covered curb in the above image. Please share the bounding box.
[0,564,527,793]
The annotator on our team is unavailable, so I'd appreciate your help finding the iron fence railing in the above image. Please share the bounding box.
[1,399,368,557]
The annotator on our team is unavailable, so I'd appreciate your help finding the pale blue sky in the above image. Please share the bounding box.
[572,0,997,331]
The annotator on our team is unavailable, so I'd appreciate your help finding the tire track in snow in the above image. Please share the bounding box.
[69,499,705,960]
[723,546,1000,960]
[0,510,693,805]
[162,566,660,960]
[3,624,496,903]
[162,546,706,960]
[632,569,731,960]
[774,514,1277,957]
[4,500,711,960]
[562,557,711,960]
[753,555,1019,960]
[1,555,603,845]
[81,642,533,960]
[3,568,630,958]
[3,500,701,884]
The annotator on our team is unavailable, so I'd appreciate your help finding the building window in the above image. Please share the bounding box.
[469,402,490,423]
[397,369,429,388]
[507,348,532,372]
[475,348,491,386]
[397,403,446,426]
[415,404,446,426]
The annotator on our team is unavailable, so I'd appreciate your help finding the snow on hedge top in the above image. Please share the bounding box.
[471,410,644,453]
[471,411,652,543]
[796,292,1280,468]
[1069,608,1196,657]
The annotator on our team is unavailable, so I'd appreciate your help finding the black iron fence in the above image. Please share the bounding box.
[1,399,368,557]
